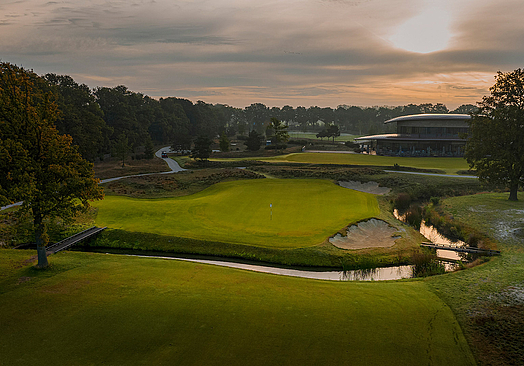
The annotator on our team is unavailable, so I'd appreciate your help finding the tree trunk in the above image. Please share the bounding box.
[509,183,519,201]
[34,215,49,268]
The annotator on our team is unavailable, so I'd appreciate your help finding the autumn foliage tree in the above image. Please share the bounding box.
[465,69,524,201]
[0,63,103,267]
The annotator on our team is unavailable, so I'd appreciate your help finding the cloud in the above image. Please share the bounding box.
[1,0,523,109]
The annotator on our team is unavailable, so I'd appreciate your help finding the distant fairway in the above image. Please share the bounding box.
[288,132,359,141]
[95,179,379,248]
[265,153,470,174]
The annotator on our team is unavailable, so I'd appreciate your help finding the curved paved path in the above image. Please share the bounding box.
[99,146,186,184]
[1,147,186,211]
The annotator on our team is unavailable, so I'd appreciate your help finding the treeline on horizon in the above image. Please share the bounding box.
[27,67,477,161]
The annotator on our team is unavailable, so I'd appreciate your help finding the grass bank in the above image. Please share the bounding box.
[425,192,524,365]
[0,249,475,366]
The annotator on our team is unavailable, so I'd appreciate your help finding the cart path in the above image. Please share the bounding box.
[99,147,186,184]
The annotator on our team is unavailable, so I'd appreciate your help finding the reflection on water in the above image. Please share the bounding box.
[122,254,414,281]
[393,209,468,262]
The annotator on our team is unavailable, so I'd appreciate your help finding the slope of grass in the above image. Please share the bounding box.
[261,153,470,174]
[94,179,379,249]
[426,192,524,365]
[0,249,475,366]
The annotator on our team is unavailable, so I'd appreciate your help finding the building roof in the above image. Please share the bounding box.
[384,113,471,124]
[354,133,466,142]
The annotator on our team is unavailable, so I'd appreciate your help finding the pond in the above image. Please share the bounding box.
[393,209,468,262]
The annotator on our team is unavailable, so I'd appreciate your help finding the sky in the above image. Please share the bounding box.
[1,0,523,110]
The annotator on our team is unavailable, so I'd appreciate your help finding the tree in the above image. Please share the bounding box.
[465,69,524,201]
[326,124,340,142]
[219,132,230,152]
[114,133,131,167]
[0,63,103,268]
[143,137,155,159]
[191,136,213,161]
[244,130,263,151]
[268,117,289,144]
[45,74,111,161]
[452,104,478,114]
[316,130,328,140]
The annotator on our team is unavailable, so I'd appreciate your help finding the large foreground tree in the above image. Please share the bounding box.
[0,63,103,267]
[465,69,524,201]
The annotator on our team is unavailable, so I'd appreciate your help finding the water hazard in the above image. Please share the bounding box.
[393,209,467,263]
[121,253,415,281]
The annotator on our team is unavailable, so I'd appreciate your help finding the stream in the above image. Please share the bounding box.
[102,252,416,281]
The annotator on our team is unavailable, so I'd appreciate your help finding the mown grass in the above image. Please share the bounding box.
[288,132,359,141]
[0,249,475,366]
[425,192,524,365]
[259,153,470,174]
[94,179,380,249]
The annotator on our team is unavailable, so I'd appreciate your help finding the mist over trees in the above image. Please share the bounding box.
[4,63,473,162]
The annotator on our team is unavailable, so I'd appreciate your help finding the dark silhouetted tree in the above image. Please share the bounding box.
[465,69,524,201]
[0,63,103,268]
[245,130,263,151]
[219,132,230,152]
[191,136,212,161]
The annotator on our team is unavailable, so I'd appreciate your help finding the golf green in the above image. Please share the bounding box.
[95,179,379,248]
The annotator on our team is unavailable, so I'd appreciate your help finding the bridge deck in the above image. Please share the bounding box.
[420,242,500,256]
[46,226,106,254]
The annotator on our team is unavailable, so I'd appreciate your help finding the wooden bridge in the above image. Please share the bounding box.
[46,226,106,254]
[420,242,500,256]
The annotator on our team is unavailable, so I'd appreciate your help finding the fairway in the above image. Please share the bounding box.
[0,250,475,366]
[95,179,379,248]
[288,132,359,141]
[265,153,470,174]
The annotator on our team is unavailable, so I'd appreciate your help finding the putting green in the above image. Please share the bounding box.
[95,179,379,248]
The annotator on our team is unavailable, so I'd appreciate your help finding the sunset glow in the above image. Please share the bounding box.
[0,0,522,108]
[390,5,453,53]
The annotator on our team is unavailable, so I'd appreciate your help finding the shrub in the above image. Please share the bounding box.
[405,205,423,229]
[430,196,440,205]
[394,193,412,210]
[411,252,446,277]
[288,139,308,145]
[264,143,287,150]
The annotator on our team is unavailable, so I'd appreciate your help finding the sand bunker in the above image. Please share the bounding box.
[329,218,400,250]
[338,181,391,195]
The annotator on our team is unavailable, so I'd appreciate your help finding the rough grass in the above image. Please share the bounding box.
[426,192,524,365]
[94,179,380,249]
[94,156,169,179]
[260,153,470,174]
[101,168,265,198]
[0,249,475,366]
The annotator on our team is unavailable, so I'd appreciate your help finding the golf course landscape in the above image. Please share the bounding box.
[2,149,523,365]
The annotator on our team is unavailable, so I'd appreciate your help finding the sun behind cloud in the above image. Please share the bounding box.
[389,3,452,54]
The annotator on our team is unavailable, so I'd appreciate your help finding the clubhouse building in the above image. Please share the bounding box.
[354,114,471,157]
